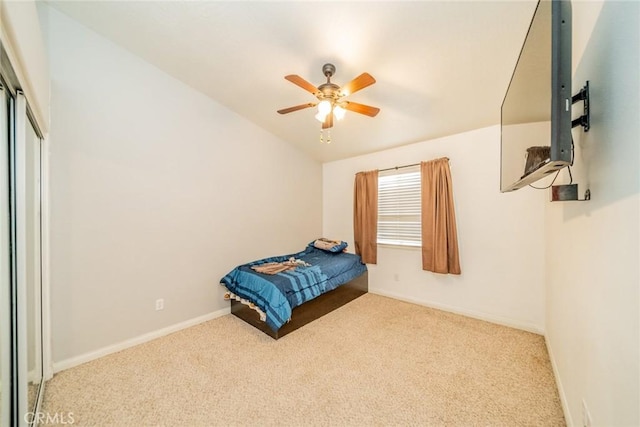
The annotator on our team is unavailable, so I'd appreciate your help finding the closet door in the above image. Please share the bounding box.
[26,123,43,424]
[0,84,12,427]
[15,92,28,425]
[15,93,44,426]
[1,38,47,427]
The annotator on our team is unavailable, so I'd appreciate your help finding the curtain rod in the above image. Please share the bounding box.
[379,163,420,172]
[379,158,450,173]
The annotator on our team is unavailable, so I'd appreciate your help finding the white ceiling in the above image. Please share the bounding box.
[46,0,538,163]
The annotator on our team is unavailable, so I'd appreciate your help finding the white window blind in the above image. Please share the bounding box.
[377,166,421,247]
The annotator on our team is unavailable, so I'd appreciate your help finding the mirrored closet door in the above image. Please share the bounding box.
[1,77,12,427]
[19,94,44,425]
[1,43,46,426]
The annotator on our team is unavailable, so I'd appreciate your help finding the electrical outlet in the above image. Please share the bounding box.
[394,273,399,282]
[155,298,164,311]
[582,399,592,427]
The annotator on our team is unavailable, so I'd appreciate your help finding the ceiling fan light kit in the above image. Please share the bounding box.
[277,63,380,142]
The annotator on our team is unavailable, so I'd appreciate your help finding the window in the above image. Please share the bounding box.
[377,166,421,247]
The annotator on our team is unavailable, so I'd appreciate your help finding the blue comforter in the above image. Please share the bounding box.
[221,245,367,332]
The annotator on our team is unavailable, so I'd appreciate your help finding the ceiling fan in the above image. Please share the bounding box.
[277,63,380,130]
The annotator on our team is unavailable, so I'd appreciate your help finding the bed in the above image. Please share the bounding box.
[220,239,368,339]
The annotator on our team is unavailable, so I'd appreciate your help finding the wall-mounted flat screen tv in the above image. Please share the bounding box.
[500,0,573,192]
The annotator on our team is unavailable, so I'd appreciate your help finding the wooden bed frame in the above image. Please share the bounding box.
[230,271,368,339]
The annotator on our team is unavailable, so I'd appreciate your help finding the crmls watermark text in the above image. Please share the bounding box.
[24,412,75,425]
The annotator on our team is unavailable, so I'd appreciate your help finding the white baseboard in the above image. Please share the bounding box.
[52,307,230,374]
[28,368,38,383]
[369,288,544,335]
[545,335,573,426]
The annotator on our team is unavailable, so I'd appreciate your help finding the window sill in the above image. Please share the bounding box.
[377,243,422,251]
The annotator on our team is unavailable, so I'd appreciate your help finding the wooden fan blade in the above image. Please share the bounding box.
[343,101,380,117]
[277,103,316,114]
[284,75,319,95]
[322,112,334,129]
[340,73,376,96]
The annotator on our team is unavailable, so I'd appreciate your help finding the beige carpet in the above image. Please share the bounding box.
[42,294,565,426]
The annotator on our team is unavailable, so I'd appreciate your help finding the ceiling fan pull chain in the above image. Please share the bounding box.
[319,129,331,144]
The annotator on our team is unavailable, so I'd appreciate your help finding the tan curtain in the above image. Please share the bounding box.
[353,170,378,264]
[421,158,461,274]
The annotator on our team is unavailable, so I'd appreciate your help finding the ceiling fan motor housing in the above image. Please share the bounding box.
[318,83,340,99]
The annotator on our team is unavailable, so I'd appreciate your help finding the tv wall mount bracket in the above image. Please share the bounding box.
[571,81,590,132]
[552,81,591,202]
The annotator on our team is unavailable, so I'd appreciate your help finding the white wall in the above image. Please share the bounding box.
[39,6,322,365]
[0,0,49,132]
[324,125,547,332]
[545,1,639,426]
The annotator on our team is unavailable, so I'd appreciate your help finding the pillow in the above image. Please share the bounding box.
[310,238,348,253]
